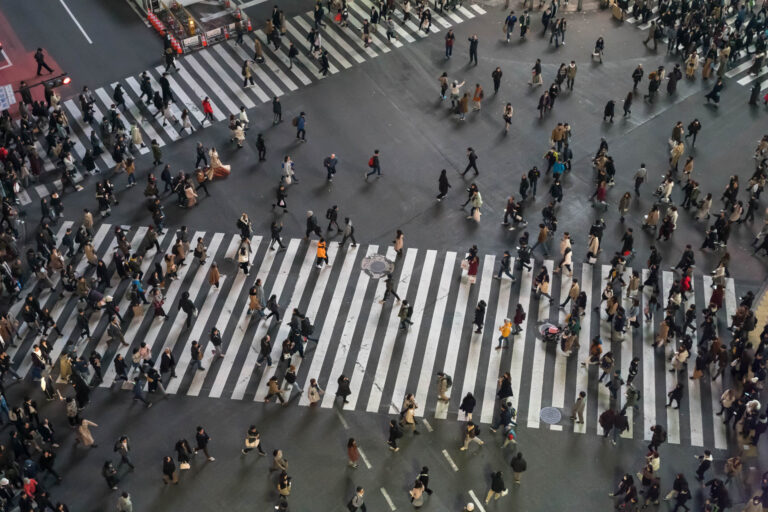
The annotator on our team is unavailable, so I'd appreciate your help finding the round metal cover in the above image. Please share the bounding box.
[361,254,395,279]
[539,407,562,425]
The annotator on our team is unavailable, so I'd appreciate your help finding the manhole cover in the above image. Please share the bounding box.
[540,407,562,425]
[361,254,395,279]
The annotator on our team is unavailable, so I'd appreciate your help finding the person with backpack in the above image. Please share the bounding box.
[460,422,484,451]
[621,384,641,414]
[436,372,452,402]
[365,150,382,179]
[323,154,338,182]
[648,424,666,452]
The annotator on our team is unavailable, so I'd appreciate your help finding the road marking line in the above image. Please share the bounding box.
[357,447,372,469]
[0,49,12,70]
[335,409,350,430]
[442,449,458,472]
[422,419,433,432]
[469,490,487,512]
[380,488,397,511]
[59,0,93,44]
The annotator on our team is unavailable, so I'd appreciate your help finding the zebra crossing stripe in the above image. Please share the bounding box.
[186,54,242,116]
[641,269,656,440]
[343,244,391,409]
[229,38,287,96]
[662,270,681,444]
[345,4,393,56]
[702,274,728,450]
[123,77,181,142]
[199,49,258,111]
[283,20,340,75]
[686,278,704,446]
[550,271,571,431]
[207,236,275,398]
[320,245,378,409]
[460,254,494,421]
[434,253,470,420]
[175,62,227,122]
[574,264,593,434]
[154,65,206,124]
[243,33,299,92]
[620,266,634,439]
[509,260,533,416]
[210,43,270,103]
[480,260,513,424]
[366,248,418,413]
[528,259,553,429]
[285,243,354,404]
[239,238,302,401]
[414,252,455,417]
[186,236,261,396]
[257,30,313,86]
[390,250,438,414]
[144,70,188,135]
[295,16,354,69]
[165,235,242,394]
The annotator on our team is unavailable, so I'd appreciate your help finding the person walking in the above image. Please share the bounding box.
[460,422,484,451]
[162,456,178,484]
[462,147,479,176]
[201,97,214,124]
[348,487,367,511]
[34,48,54,75]
[365,150,382,179]
[485,471,508,503]
[570,391,586,423]
[194,426,215,461]
[347,438,359,468]
[242,426,266,456]
[468,34,479,65]
[510,452,527,484]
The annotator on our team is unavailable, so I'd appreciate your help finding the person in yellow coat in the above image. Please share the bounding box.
[685,52,698,79]
[497,318,512,349]
[316,238,328,269]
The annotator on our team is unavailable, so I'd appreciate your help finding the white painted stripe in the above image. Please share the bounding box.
[26,224,113,370]
[471,4,486,14]
[380,488,396,511]
[123,76,180,142]
[469,490,487,512]
[209,237,290,398]
[389,250,437,414]
[283,20,340,75]
[16,189,31,206]
[150,233,225,368]
[429,10,453,29]
[153,65,206,124]
[228,38,287,96]
[725,59,754,78]
[661,270,680,444]
[442,449,458,471]
[365,248,418,413]
[34,184,49,199]
[246,241,312,401]
[480,260,512,424]
[422,419,433,432]
[198,48,257,111]
[184,54,240,116]
[595,265,612,429]
[266,237,334,405]
[528,260,553,428]
[434,255,470,420]
[357,446,372,469]
[357,0,415,42]
[415,252,454,417]
[574,265,592,434]
[175,63,227,122]
[294,16,353,68]
[59,0,93,43]
[702,274,728,450]
[642,269,656,440]
[328,6,373,61]
[686,277,703,446]
[345,247,396,409]
[210,43,270,103]
[509,260,533,416]
[550,269,570,432]
[351,2,405,46]
[620,267,634,439]
[443,8,464,25]
[93,87,153,163]
[101,231,204,386]
[144,70,188,135]
[254,30,312,85]
[461,254,494,420]
[345,4,391,56]
[185,236,261,396]
[232,241,313,400]
[265,30,325,80]
[320,245,378,408]
[335,408,350,429]
[165,236,243,394]
[456,5,476,18]
[247,32,299,91]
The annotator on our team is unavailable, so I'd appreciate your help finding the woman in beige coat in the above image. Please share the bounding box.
[84,242,98,266]
[82,210,94,231]
[76,418,98,447]
[208,262,220,289]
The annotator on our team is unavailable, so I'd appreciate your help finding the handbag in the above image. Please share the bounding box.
[179,462,190,470]
[460,259,469,270]
[284,174,292,185]
[467,274,476,284]
[472,208,481,222]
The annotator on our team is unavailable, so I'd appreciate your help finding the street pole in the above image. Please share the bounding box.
[577,0,583,11]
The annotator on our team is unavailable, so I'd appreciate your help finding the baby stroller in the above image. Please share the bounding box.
[539,322,561,344]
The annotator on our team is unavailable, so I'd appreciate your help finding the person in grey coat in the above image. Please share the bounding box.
[348,486,367,511]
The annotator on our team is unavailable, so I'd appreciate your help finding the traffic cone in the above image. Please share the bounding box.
[201,33,208,47]
[224,26,230,39]
[224,0,230,7]
[245,17,252,31]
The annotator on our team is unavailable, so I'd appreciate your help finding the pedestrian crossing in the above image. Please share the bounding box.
[621,10,767,91]
[10,223,747,450]
[16,2,487,208]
